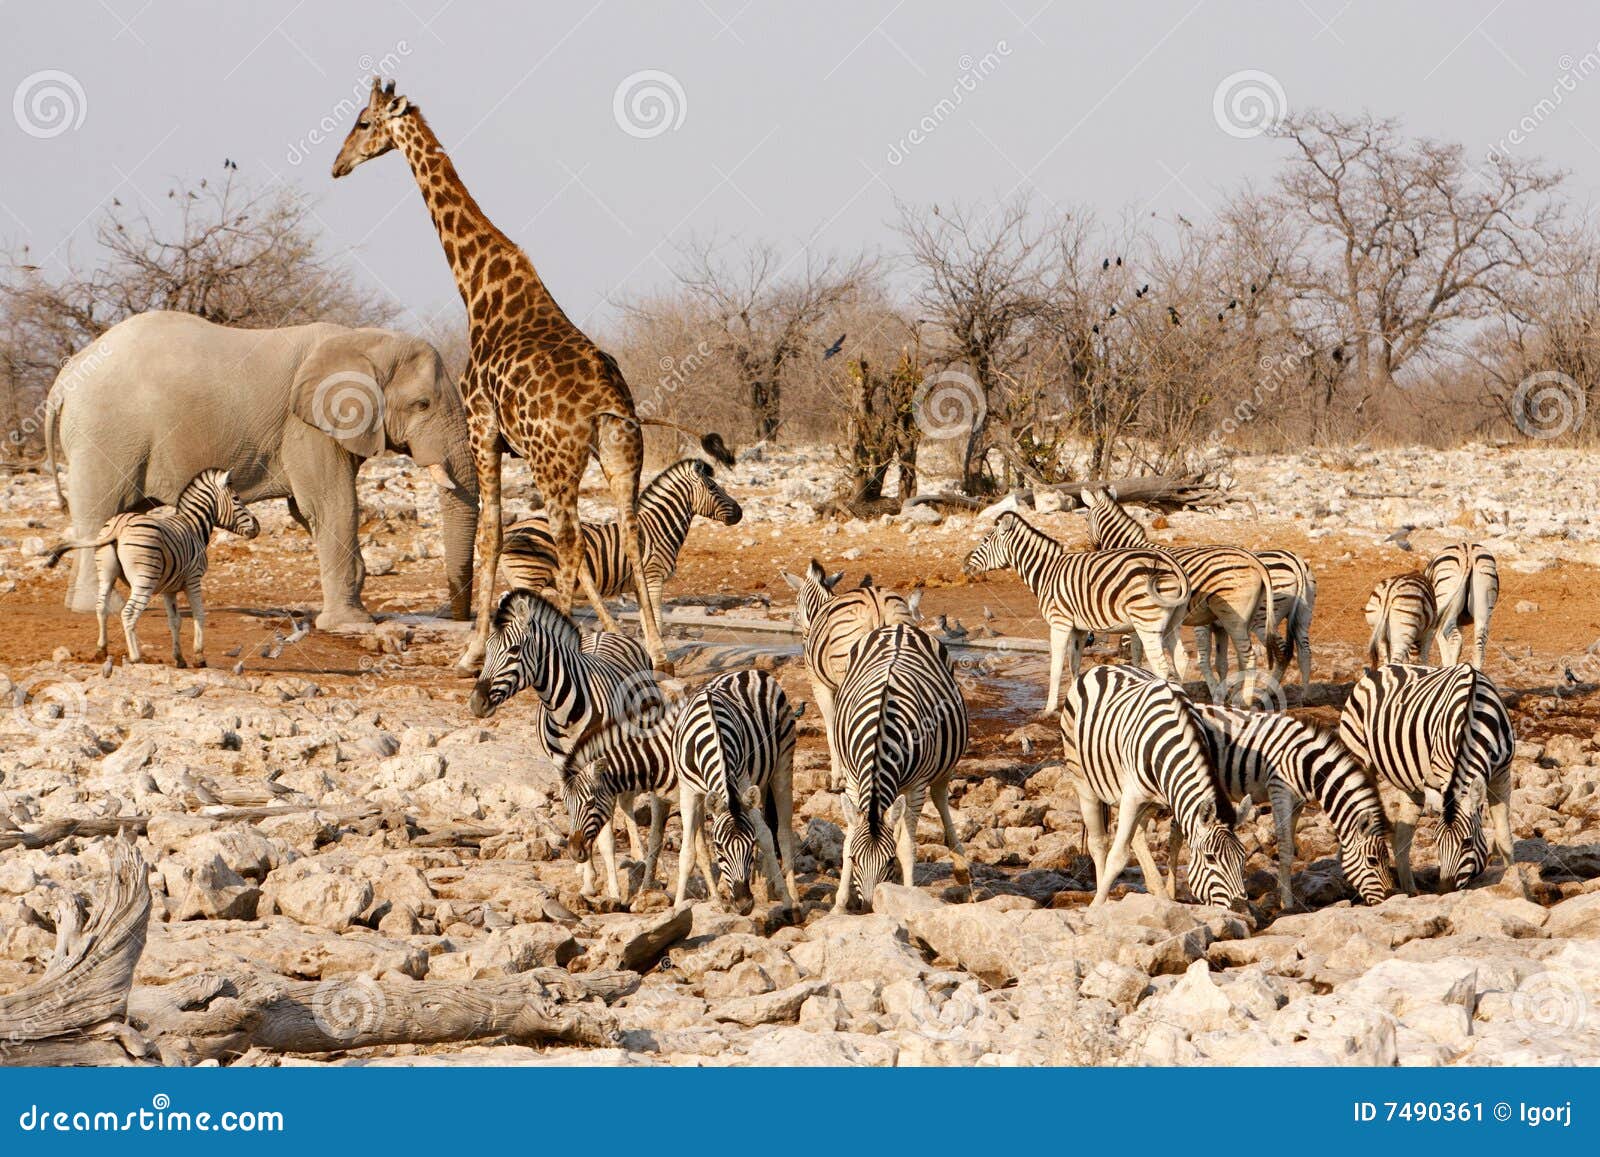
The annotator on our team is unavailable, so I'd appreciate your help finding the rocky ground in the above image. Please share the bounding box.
[4,441,1600,1066]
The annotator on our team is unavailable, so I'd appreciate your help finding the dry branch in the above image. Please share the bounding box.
[906,473,1237,515]
[0,841,156,1065]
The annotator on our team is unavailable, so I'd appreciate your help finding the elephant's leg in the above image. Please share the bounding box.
[458,426,503,675]
[62,466,136,615]
[282,425,371,630]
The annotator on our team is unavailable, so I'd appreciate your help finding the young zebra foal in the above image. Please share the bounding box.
[781,560,918,790]
[833,624,971,912]
[1180,706,1394,906]
[964,511,1191,715]
[1339,663,1515,894]
[1059,664,1247,909]
[46,468,259,667]
[672,668,798,915]
[1426,542,1498,668]
[500,459,742,630]
[1365,574,1437,667]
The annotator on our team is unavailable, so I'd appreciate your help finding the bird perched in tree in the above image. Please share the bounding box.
[1168,306,1181,326]
[1102,258,1110,270]
[822,333,846,360]
[223,158,238,171]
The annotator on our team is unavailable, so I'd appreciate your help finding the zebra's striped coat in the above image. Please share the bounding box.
[1338,663,1515,894]
[1426,543,1498,669]
[45,468,259,668]
[964,510,1192,714]
[832,624,970,912]
[1365,574,1437,667]
[782,559,917,790]
[500,458,742,631]
[1058,664,1247,908]
[672,668,797,914]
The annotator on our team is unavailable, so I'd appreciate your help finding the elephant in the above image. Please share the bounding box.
[45,311,479,629]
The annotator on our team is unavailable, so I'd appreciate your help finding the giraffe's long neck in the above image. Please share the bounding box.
[388,111,566,331]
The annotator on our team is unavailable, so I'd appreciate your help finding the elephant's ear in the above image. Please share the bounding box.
[291,334,387,459]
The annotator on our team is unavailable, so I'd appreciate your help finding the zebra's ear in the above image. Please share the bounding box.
[886,795,908,828]
[739,784,761,811]
[840,794,859,822]
[827,571,844,590]
[781,570,803,592]
[215,469,231,489]
[906,589,924,623]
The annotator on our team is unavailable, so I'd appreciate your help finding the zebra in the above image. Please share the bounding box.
[45,468,259,668]
[1338,662,1515,894]
[1426,542,1498,669]
[500,458,742,631]
[1058,663,1247,909]
[1082,487,1278,705]
[672,668,797,915]
[832,624,970,912]
[1365,573,1437,667]
[781,560,918,791]
[1255,549,1317,686]
[963,510,1191,715]
[1180,705,1394,906]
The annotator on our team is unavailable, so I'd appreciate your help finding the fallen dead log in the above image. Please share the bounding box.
[907,473,1238,515]
[0,805,383,853]
[129,969,621,1064]
[0,841,158,1065]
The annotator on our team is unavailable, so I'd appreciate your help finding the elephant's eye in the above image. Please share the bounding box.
[415,399,430,412]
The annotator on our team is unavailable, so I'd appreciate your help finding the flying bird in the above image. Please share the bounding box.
[1382,524,1416,552]
[822,333,846,360]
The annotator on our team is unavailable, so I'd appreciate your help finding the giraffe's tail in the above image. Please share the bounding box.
[637,418,735,468]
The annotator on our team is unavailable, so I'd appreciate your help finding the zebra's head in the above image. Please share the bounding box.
[963,512,1018,576]
[708,782,765,915]
[562,763,613,865]
[1340,815,1396,906]
[781,559,843,633]
[469,591,584,719]
[681,459,743,525]
[838,792,907,912]
[1188,823,1249,911]
[193,469,260,540]
[1437,778,1489,893]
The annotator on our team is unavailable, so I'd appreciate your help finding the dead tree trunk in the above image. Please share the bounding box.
[905,473,1237,514]
[0,840,157,1065]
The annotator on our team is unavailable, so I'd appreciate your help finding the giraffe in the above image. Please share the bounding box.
[332,79,729,675]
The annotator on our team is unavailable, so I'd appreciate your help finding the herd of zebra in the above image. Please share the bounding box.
[44,458,1520,914]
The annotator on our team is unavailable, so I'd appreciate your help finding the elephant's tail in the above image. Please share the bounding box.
[44,392,65,513]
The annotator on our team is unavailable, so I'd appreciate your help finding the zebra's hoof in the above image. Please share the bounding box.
[194,659,207,669]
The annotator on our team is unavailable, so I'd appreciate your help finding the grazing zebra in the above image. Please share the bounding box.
[1083,487,1277,705]
[1338,663,1515,894]
[1179,705,1394,906]
[45,468,259,668]
[1058,664,1247,909]
[500,458,742,630]
[781,560,918,790]
[1426,543,1498,669]
[1365,573,1437,667]
[833,624,970,912]
[964,511,1191,715]
[672,668,797,915]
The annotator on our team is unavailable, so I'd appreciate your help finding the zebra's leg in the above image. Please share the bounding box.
[642,794,668,890]
[1418,625,1437,667]
[619,791,647,861]
[1165,820,1182,897]
[1210,623,1230,686]
[750,790,793,911]
[185,577,207,667]
[833,817,857,914]
[814,681,844,791]
[1134,628,1175,683]
[1392,790,1424,895]
[1129,819,1171,901]
[598,818,622,901]
[1437,621,1461,666]
[162,593,185,668]
[930,776,972,898]
[1043,625,1070,717]
[772,746,799,908]
[1473,622,1490,670]
[93,549,120,659]
[119,582,152,664]
[1073,775,1110,887]
[1192,621,1221,702]
[674,788,704,906]
[895,786,926,889]
[1226,615,1258,707]
[579,564,624,633]
[1095,796,1149,907]
[1488,761,1519,889]
[1272,788,1302,908]
[1295,607,1312,687]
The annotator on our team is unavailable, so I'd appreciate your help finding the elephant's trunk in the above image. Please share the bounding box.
[438,436,479,621]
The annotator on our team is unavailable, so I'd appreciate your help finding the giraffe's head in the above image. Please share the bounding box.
[331,78,410,179]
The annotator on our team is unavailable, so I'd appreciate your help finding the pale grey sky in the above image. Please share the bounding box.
[6,1,1600,336]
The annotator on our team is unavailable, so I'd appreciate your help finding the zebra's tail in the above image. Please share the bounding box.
[1435,559,1471,645]
[763,782,782,870]
[1245,551,1281,675]
[1365,601,1386,670]
[44,532,115,569]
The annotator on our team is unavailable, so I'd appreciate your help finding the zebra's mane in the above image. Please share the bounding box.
[1175,698,1237,827]
[494,589,581,650]
[997,510,1065,557]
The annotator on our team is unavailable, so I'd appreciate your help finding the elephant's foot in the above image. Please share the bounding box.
[315,606,374,631]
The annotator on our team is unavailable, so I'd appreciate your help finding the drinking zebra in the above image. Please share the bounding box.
[1426,542,1498,669]
[1058,664,1247,909]
[45,468,259,668]
[964,510,1191,715]
[781,560,918,790]
[672,668,798,915]
[500,458,742,630]
[1338,663,1515,894]
[833,624,970,912]
[1082,487,1278,704]
[1182,705,1394,906]
[1365,573,1437,667]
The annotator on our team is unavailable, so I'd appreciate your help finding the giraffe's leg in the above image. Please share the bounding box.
[186,576,207,667]
[457,426,502,675]
[596,416,669,671]
[162,593,185,668]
